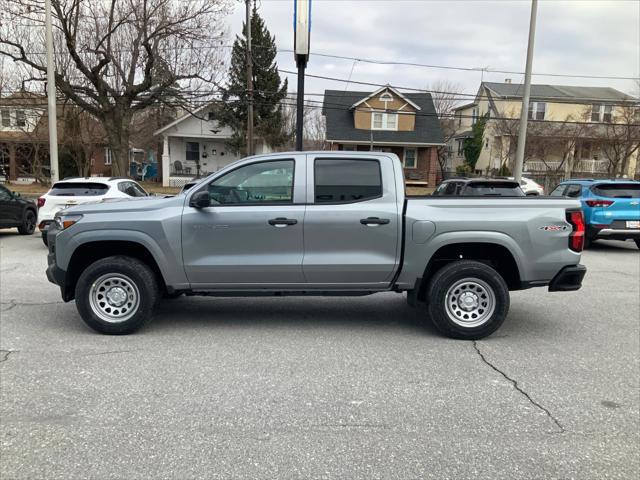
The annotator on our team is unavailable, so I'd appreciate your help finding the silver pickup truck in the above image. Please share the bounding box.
[46,152,586,339]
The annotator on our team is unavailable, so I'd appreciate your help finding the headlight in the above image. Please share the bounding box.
[54,214,83,230]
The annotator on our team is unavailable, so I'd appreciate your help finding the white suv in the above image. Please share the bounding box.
[38,177,148,245]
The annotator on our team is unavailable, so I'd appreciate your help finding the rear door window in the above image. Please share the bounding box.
[49,182,109,196]
[592,183,640,198]
[550,185,567,196]
[314,159,382,203]
[463,182,524,196]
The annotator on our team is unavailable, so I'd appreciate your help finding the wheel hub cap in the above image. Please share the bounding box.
[106,287,127,307]
[458,291,479,311]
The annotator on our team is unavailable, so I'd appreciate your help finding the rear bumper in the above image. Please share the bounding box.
[549,265,587,292]
[596,228,640,239]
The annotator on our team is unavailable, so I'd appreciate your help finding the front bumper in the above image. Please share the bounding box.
[45,224,72,301]
[549,265,587,292]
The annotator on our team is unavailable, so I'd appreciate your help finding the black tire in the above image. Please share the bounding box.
[635,239,640,250]
[75,255,160,334]
[17,209,36,235]
[41,231,49,247]
[425,260,510,340]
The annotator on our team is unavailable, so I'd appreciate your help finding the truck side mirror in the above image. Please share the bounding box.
[189,191,211,208]
[12,191,20,199]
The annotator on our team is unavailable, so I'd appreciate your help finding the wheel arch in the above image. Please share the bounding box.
[416,241,522,302]
[64,240,167,301]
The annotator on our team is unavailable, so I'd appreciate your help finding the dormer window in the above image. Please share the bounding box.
[379,92,393,102]
[372,112,398,130]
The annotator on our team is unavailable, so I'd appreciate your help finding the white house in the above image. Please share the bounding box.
[154,106,272,187]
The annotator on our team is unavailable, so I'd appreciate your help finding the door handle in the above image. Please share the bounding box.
[268,217,298,227]
[360,217,391,226]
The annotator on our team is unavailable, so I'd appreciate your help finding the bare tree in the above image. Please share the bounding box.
[0,0,230,176]
[599,105,640,177]
[279,94,325,150]
[426,80,464,176]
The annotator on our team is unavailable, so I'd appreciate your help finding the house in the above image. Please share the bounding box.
[154,106,272,187]
[322,86,445,186]
[0,91,113,181]
[450,80,639,177]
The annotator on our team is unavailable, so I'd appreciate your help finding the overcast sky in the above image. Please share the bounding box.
[226,0,640,102]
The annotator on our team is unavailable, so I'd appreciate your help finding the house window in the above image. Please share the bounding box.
[186,142,199,161]
[1,110,10,127]
[591,104,613,122]
[207,111,216,121]
[528,102,546,120]
[104,147,112,165]
[342,144,356,151]
[371,112,398,130]
[472,107,479,125]
[455,111,462,127]
[379,92,393,102]
[456,139,464,156]
[404,148,417,169]
[15,110,26,127]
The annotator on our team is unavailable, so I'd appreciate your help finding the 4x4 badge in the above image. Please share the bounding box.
[539,225,569,231]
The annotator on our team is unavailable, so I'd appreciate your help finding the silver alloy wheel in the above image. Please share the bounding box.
[444,277,496,328]
[89,273,140,323]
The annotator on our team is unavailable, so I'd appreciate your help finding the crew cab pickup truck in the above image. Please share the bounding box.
[46,152,587,339]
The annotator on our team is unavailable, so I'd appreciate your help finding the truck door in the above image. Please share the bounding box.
[302,155,400,287]
[181,155,306,288]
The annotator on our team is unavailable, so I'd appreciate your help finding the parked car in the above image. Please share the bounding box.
[37,177,149,246]
[498,176,544,195]
[433,178,525,196]
[550,179,640,249]
[46,152,586,339]
[0,184,37,235]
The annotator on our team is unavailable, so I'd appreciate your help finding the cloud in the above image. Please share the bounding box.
[226,0,639,98]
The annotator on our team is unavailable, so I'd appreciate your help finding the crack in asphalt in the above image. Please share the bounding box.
[0,350,15,363]
[473,340,565,434]
[0,300,65,311]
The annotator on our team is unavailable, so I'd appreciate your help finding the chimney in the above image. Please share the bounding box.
[505,78,512,84]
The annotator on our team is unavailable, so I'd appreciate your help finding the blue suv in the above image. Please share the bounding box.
[551,179,640,249]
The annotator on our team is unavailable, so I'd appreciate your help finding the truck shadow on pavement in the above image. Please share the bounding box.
[150,294,438,336]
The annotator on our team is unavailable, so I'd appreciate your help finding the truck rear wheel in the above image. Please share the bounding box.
[425,260,510,340]
[75,256,159,334]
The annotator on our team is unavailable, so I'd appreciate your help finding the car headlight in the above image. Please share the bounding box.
[54,214,83,230]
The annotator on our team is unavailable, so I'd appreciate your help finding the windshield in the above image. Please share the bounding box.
[591,183,640,198]
[49,182,109,196]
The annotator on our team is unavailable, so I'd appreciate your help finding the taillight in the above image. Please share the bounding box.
[566,210,585,252]
[37,197,45,208]
[585,199,614,207]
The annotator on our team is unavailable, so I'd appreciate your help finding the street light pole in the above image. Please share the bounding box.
[294,0,310,151]
[44,0,59,182]
[513,0,538,183]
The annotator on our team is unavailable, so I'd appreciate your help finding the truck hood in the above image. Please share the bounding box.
[63,195,182,215]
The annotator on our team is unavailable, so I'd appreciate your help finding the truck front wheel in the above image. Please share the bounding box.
[426,260,510,340]
[75,256,160,334]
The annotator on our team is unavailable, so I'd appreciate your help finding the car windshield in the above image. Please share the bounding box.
[463,182,524,196]
[591,183,640,198]
[49,182,109,196]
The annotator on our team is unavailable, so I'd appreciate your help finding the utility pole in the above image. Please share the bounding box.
[513,0,538,182]
[245,0,254,156]
[44,0,59,182]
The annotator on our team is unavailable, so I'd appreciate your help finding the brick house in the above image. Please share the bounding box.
[0,91,113,181]
[322,86,445,186]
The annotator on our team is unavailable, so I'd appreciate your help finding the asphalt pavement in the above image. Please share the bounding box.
[1,231,638,479]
